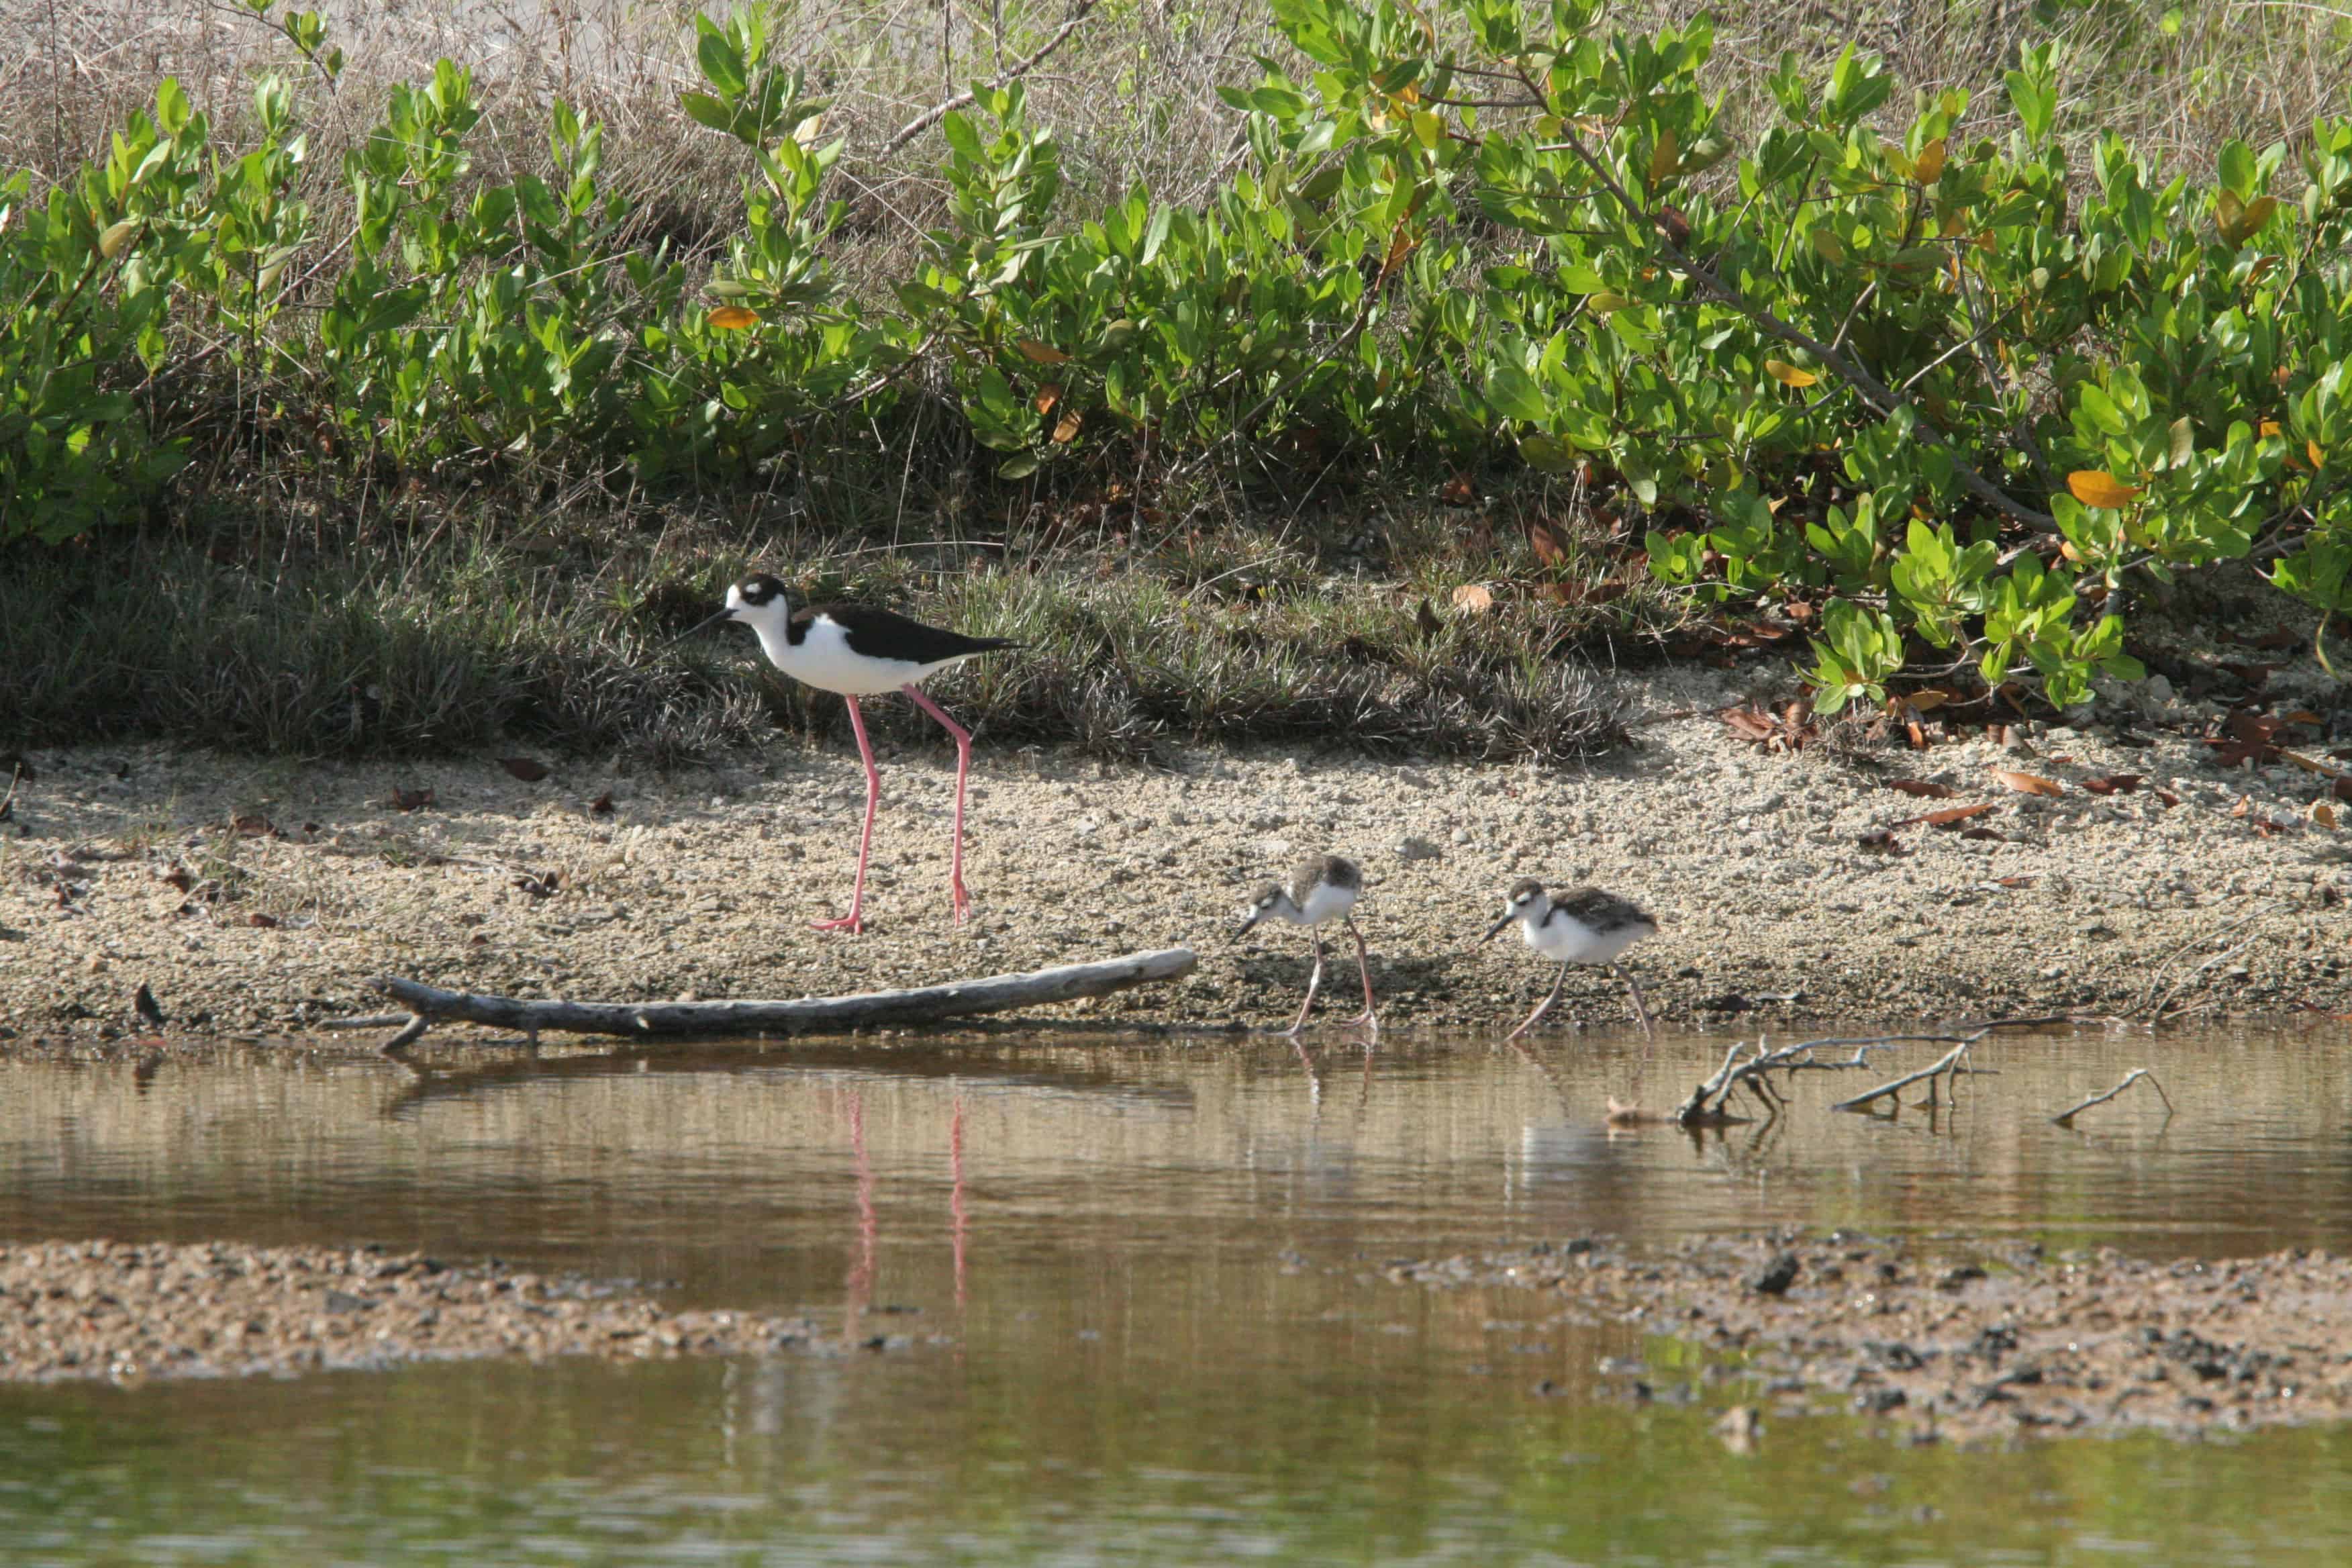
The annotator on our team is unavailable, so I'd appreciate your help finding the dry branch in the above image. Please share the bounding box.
[358,946,1197,1054]
[1669,1015,2073,1126]
[2051,1069,2173,1126]
[882,0,1104,153]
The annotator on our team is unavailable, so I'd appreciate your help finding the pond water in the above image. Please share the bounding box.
[3,1023,2351,1565]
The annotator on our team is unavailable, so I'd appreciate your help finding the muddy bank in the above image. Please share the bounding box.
[1387,1232,2352,1444]
[0,1241,924,1385]
[3,669,2348,1048]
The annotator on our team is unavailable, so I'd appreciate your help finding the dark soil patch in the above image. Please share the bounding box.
[1385,1232,2352,1444]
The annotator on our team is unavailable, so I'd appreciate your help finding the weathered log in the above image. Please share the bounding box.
[364,947,1197,1052]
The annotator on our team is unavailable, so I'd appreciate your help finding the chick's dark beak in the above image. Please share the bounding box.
[1231,909,1265,944]
[1481,911,1516,943]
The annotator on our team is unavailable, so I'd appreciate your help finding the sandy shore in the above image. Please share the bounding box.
[3,669,2347,1047]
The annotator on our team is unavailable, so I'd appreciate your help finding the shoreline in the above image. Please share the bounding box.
[5,671,2348,1048]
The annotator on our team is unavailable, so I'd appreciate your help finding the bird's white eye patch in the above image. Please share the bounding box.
[1258,894,1277,909]
[1512,890,1532,905]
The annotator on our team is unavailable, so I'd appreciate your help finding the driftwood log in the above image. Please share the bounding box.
[362,947,1197,1055]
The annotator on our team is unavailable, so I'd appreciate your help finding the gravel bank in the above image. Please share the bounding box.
[0,1241,922,1385]
[3,669,2347,1047]
[1385,1231,2352,1444]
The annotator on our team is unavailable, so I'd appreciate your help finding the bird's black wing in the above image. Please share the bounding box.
[793,603,1018,664]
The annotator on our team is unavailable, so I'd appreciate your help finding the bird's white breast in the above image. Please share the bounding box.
[1295,879,1357,926]
[1524,912,1646,965]
[755,615,952,697]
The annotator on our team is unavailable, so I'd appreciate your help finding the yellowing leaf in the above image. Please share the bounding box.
[1034,383,1062,417]
[1764,359,1819,389]
[2259,419,2283,437]
[98,218,140,259]
[707,305,760,330]
[1809,227,1847,264]
[1014,338,1071,364]
[1451,583,1495,614]
[1052,406,1083,444]
[791,111,826,148]
[1913,137,1947,183]
[2314,800,2339,830]
[2310,439,2325,471]
[2067,470,2141,508]
[1586,291,1630,313]
[1647,127,1679,189]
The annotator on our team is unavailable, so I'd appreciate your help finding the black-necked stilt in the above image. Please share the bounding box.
[677,573,1016,932]
[1234,854,1377,1036]
[1481,879,1657,1042]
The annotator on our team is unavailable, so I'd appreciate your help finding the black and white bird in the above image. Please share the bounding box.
[1481,880,1658,1042]
[676,573,1016,932]
[1234,854,1377,1036]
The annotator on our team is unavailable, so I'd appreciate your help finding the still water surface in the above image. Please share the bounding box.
[3,1025,2351,1564]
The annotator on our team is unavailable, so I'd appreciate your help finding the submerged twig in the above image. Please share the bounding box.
[2051,1069,2174,1127]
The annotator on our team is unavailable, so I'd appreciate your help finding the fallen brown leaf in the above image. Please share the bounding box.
[1960,826,2006,841]
[1892,803,1998,829]
[1992,769,2064,797]
[1856,829,1908,854]
[1993,875,2038,888]
[158,865,192,892]
[1451,583,1495,614]
[499,757,550,783]
[1526,517,1571,567]
[2154,787,2182,807]
[1885,779,1959,799]
[589,791,616,816]
[2080,774,2143,796]
[390,788,434,813]
[248,912,279,928]
[231,814,278,837]
[1438,475,1477,506]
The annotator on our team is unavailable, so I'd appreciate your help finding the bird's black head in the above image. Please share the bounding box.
[1504,878,1546,909]
[732,573,790,610]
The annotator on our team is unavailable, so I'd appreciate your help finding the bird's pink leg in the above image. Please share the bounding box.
[1502,961,1570,1044]
[1341,917,1379,1036]
[901,684,975,923]
[813,696,879,933]
[1279,933,1326,1037]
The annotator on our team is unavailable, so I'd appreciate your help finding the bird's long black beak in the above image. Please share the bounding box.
[1231,910,1264,944]
[1480,912,1516,943]
[667,607,737,650]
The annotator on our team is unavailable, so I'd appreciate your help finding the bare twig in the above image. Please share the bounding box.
[319,1012,410,1030]
[883,0,1104,154]
[0,763,24,824]
[1822,1014,2075,1114]
[377,1014,432,1057]
[2051,1069,2173,1126]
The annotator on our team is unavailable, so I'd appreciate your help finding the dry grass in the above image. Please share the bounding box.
[8,0,2343,294]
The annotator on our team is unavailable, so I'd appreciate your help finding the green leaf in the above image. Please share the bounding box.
[1485,361,1549,425]
[1519,433,1576,472]
[679,92,738,138]
[695,25,748,99]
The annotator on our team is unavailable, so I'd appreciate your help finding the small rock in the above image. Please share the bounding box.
[1749,1253,1802,1296]
[1395,837,1442,863]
